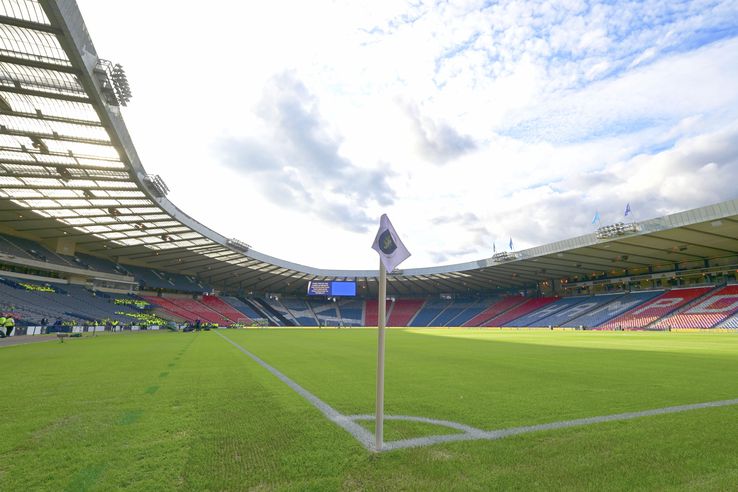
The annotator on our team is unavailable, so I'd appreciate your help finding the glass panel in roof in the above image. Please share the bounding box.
[0,133,24,148]
[90,189,145,198]
[75,208,105,216]
[64,217,92,225]
[0,149,34,161]
[73,157,125,169]
[107,223,132,231]
[0,24,70,66]
[176,232,202,240]
[0,93,97,121]
[54,199,88,207]
[1,187,38,197]
[0,114,109,141]
[20,198,57,207]
[0,175,21,184]
[81,199,115,207]
[45,209,74,217]
[0,62,84,95]
[94,180,136,189]
[42,140,119,160]
[85,225,110,233]
[19,176,60,186]
[82,170,130,179]
[1,163,49,174]
[117,238,142,246]
[39,188,78,197]
[127,207,160,214]
[0,1,50,24]
[26,154,76,165]
[150,242,179,250]
[189,239,211,246]
[101,232,126,239]
[122,230,150,239]
[61,178,94,187]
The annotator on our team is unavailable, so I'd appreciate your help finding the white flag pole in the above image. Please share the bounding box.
[375,260,387,451]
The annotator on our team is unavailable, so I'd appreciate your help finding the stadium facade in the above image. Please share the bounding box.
[1,0,738,314]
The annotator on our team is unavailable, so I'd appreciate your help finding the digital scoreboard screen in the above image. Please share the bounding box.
[307,281,356,297]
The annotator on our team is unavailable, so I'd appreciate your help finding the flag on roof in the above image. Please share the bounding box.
[509,237,514,250]
[624,203,631,217]
[592,210,601,225]
[372,214,411,273]
[493,242,496,253]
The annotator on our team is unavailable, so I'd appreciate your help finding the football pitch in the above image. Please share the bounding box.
[2,329,738,490]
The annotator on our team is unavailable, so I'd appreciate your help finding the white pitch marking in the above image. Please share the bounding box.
[218,332,738,453]
[217,332,375,450]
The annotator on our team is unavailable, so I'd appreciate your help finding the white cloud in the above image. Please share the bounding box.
[75,0,738,270]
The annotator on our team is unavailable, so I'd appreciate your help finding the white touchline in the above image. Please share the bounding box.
[218,332,738,453]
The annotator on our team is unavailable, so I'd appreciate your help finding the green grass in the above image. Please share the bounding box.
[2,329,738,490]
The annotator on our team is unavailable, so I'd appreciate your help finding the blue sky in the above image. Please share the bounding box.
[78,0,738,269]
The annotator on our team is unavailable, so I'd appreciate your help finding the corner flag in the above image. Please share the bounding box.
[371,214,410,452]
[372,214,411,273]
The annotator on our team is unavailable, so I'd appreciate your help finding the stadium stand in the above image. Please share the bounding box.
[222,296,266,322]
[483,297,557,327]
[257,297,296,325]
[527,296,602,327]
[170,298,230,324]
[0,278,140,324]
[0,234,75,267]
[409,298,450,326]
[74,253,125,275]
[652,284,738,329]
[201,295,252,323]
[598,287,713,330]
[717,313,738,328]
[437,299,491,326]
[140,295,197,322]
[309,300,340,326]
[365,299,392,326]
[281,299,319,326]
[429,299,478,326]
[566,290,663,328]
[337,299,364,326]
[386,299,424,326]
[464,296,526,327]
[123,265,208,293]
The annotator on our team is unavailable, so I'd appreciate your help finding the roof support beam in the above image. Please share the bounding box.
[0,15,60,34]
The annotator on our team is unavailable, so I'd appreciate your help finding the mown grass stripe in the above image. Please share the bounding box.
[216,331,375,449]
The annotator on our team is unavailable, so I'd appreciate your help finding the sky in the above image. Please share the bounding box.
[76,0,738,270]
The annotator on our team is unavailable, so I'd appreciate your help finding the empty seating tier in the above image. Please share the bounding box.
[465,297,526,327]
[567,291,663,328]
[599,287,712,330]
[387,299,425,326]
[653,285,738,329]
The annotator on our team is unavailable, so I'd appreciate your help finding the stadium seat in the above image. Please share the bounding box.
[653,285,738,329]
[598,287,711,330]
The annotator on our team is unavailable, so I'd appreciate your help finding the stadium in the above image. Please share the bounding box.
[2,1,738,490]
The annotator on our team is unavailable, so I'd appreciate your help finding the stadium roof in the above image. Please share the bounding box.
[1,0,737,297]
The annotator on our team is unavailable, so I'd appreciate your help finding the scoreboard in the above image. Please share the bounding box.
[307,280,356,297]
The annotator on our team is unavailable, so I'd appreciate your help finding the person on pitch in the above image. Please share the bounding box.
[3,315,15,337]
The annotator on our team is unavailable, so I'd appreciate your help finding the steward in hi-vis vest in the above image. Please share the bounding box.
[4,316,15,337]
